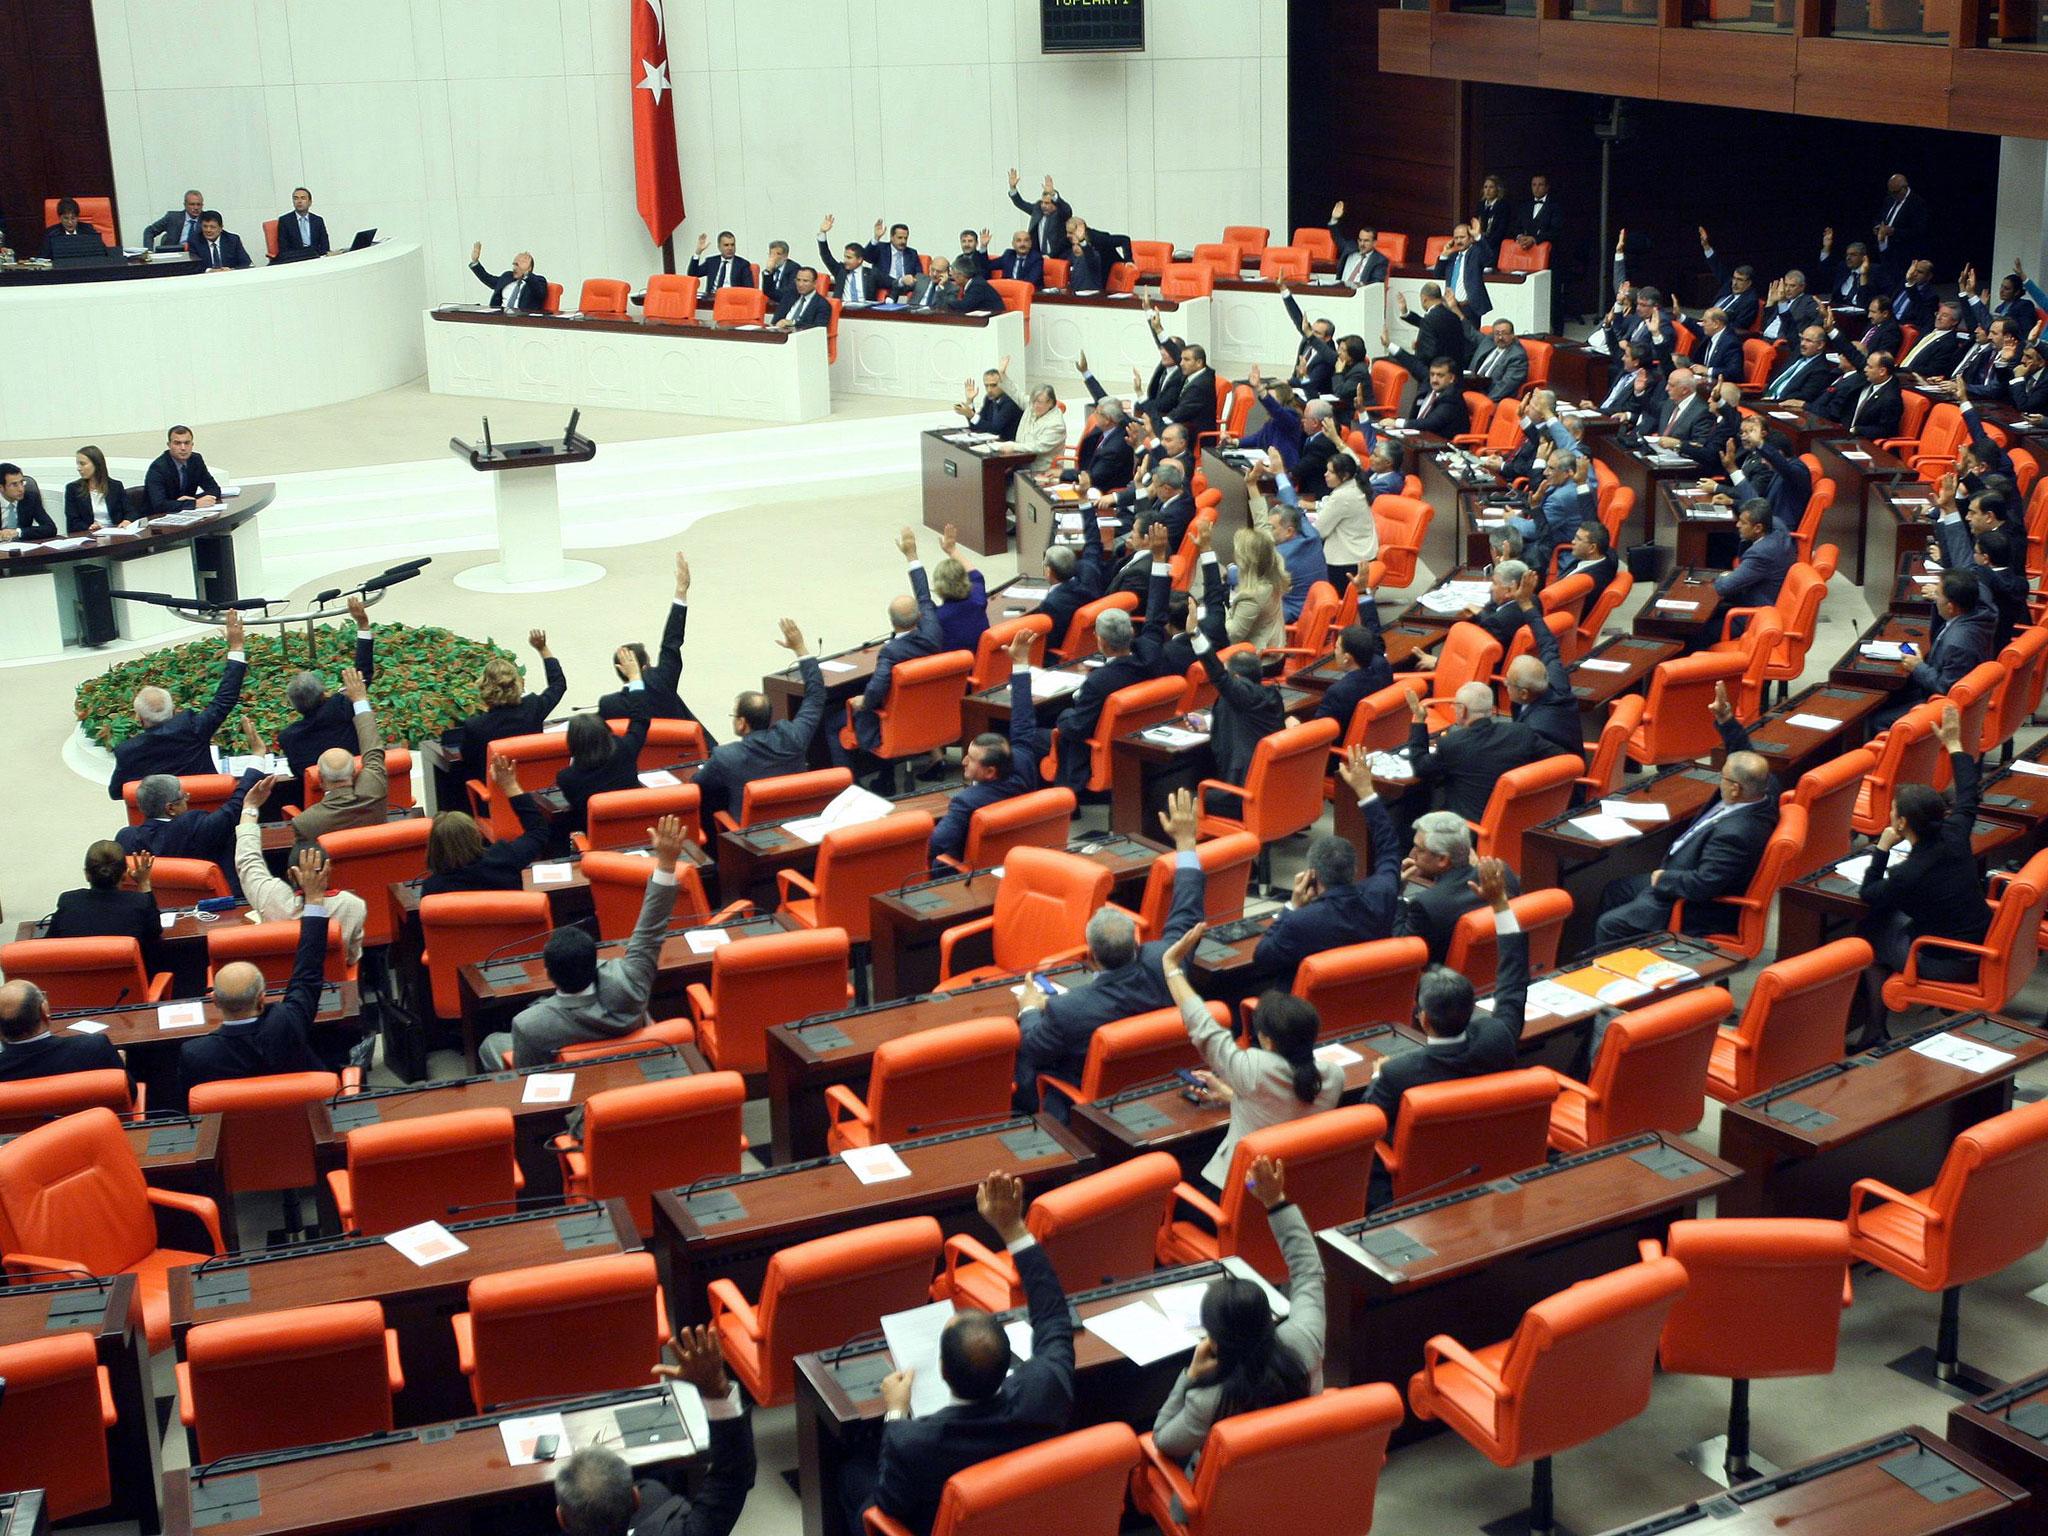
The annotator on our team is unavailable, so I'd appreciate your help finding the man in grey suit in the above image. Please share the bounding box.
[1463,313,1530,401]
[143,189,206,251]
[479,813,690,1068]
[693,619,825,825]
[281,669,389,846]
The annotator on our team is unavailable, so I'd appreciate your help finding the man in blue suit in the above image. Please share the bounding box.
[840,530,944,781]
[929,632,1049,871]
[1717,416,1813,532]
[864,221,923,290]
[273,187,329,261]
[109,611,248,798]
[119,767,268,894]
[1014,789,1208,1110]
[188,211,252,271]
[1434,223,1493,322]
[1245,768,1401,990]
[1713,501,1795,609]
[687,230,754,297]
[991,230,1045,287]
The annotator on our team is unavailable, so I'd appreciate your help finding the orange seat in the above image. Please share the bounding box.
[711,1215,944,1406]
[1534,574,1593,625]
[189,1070,346,1217]
[643,273,701,323]
[1576,693,1643,799]
[1642,1218,1852,1479]
[418,891,552,1025]
[318,817,432,948]
[1497,240,1551,273]
[711,286,769,326]
[1776,747,1876,883]
[1034,1005,1211,1114]
[938,787,1074,875]
[179,1299,402,1460]
[1156,1105,1384,1282]
[866,1421,1140,1536]
[1041,257,1070,289]
[1221,225,1269,257]
[1987,626,2048,762]
[1257,245,1310,281]
[1160,264,1214,301]
[1054,589,1142,664]
[1421,235,1452,266]
[543,282,563,313]
[1196,719,1341,851]
[1130,240,1174,280]
[826,1017,1020,1152]
[1738,337,1779,393]
[1847,1098,2048,1387]
[1046,675,1183,793]
[0,937,169,1008]
[146,857,232,904]
[0,1332,119,1518]
[1471,754,1581,870]
[297,749,416,814]
[937,847,1112,988]
[1292,936,1431,1037]
[580,850,742,942]
[988,278,1034,341]
[1291,226,1339,263]
[578,278,630,317]
[1943,659,2007,766]
[123,772,238,827]
[553,1015,697,1065]
[1263,582,1342,678]
[1518,337,1554,394]
[1573,568,1634,660]
[44,195,116,247]
[687,927,854,1076]
[1361,360,1410,420]
[0,1070,142,1136]
[1854,701,1943,834]
[1125,833,1259,943]
[0,1107,224,1352]
[1706,938,1868,1104]
[714,767,853,834]
[1373,495,1436,593]
[464,732,574,837]
[970,614,1053,692]
[453,1252,671,1409]
[573,784,703,853]
[554,1073,746,1236]
[1880,846,2048,1016]
[1443,889,1573,992]
[1625,651,1750,767]
[1132,1384,1404,1536]
[837,652,976,769]
[778,813,934,944]
[1409,1256,1690,1535]
[1545,987,1729,1153]
[1191,242,1243,281]
[1377,1067,1559,1201]
[327,1106,523,1236]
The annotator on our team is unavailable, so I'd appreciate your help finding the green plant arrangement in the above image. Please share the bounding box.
[75,623,519,751]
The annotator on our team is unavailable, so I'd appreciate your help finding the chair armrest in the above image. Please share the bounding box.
[713,810,741,834]
[684,982,715,1021]
[1543,1066,1599,1107]
[1036,941,1091,968]
[1638,1237,1665,1262]
[1374,1138,1402,1176]
[709,899,755,926]
[1422,1334,1510,1395]
[1137,1431,1202,1516]
[1847,1176,1943,1228]
[822,1083,870,1128]
[1898,934,1995,985]
[864,1509,916,1536]
[1168,1180,1227,1227]
[937,916,997,982]
[4,1254,89,1279]
[385,1329,405,1393]
[339,1067,362,1095]
[146,1187,225,1254]
[1194,778,1248,804]
[706,1279,762,1339]
[570,832,590,854]
[775,866,819,906]
[934,854,971,876]
[144,973,173,1002]
[1035,1073,1085,1111]
[940,1232,1017,1295]
[1717,605,1764,642]
[548,1132,580,1154]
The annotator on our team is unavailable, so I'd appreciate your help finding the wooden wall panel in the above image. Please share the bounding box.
[1654,26,1799,110]
[1537,19,1656,94]
[1949,47,2048,136]
[1379,9,1435,74]
[0,0,116,248]
[1435,12,1545,77]
[1793,36,1953,125]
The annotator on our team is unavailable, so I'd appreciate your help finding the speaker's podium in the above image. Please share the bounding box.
[449,414,604,592]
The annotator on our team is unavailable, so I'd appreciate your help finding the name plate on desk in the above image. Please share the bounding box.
[190,1267,254,1311]
[557,1209,616,1251]
[329,1098,382,1132]
[146,1121,201,1156]
[44,1287,107,1330]
[1109,1101,1174,1134]
[189,1473,263,1528]
[683,1189,747,1228]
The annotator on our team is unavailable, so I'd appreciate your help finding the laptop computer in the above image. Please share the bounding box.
[348,229,377,251]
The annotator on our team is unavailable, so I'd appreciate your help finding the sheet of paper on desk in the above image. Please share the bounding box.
[543,720,571,733]
[1083,1300,1198,1366]
[1515,980,1604,1021]
[1691,507,1735,520]
[684,929,732,955]
[1367,751,1416,782]
[1598,799,1670,823]
[1653,599,1700,612]
[386,1219,470,1268]
[1145,725,1211,748]
[1785,713,1843,732]
[521,1072,574,1105]
[1912,1033,2017,1074]
[818,659,862,674]
[159,911,179,930]
[2010,760,2048,778]
[1839,449,1873,460]
[1314,1041,1364,1067]
[1005,584,1051,602]
[638,769,681,788]
[1004,1319,1035,1360]
[1027,670,1087,701]
[498,1412,568,1467]
[882,1300,957,1417]
[1578,658,1630,673]
[1768,411,1800,421]
[1151,1282,1211,1334]
[785,784,896,845]
[531,863,573,884]
[1567,813,1642,841]
[221,752,288,776]
[158,1001,206,1028]
[1861,642,1908,661]
[841,1144,913,1185]
[1832,854,1875,885]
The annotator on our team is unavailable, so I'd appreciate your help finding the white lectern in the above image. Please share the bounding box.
[449,426,605,592]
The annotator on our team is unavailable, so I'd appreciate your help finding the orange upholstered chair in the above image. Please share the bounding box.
[123,772,239,826]
[1573,568,1633,659]
[1706,938,1869,1104]
[1377,1067,1559,1201]
[1854,700,1943,834]
[1497,240,1551,273]
[45,195,116,246]
[553,1016,697,1065]
[712,286,769,326]
[146,857,231,903]
[453,1253,671,1409]
[1291,226,1339,263]
[1221,225,1269,257]
[1847,1098,2048,1388]
[543,282,563,312]
[688,927,853,1076]
[826,1017,1019,1151]
[418,891,552,1024]
[1370,496,1433,591]
[1672,803,1806,959]
[574,784,703,852]
[1196,719,1341,850]
[0,1332,119,1518]
[934,1152,1181,1312]
[1130,240,1174,279]
[1642,1219,1852,1480]
[1160,264,1214,300]
[777,813,934,944]
[1041,257,1071,289]
[1880,845,2048,1015]
[1576,694,1642,799]
[0,937,169,1008]
[1470,754,1581,869]
[1156,1105,1384,1282]
[189,1071,348,1231]
[937,787,1074,875]
[715,767,853,834]
[1417,624,1504,725]
[1737,338,1778,393]
[179,1300,403,1460]
[1987,625,2048,762]
[318,817,432,947]
[866,1422,1141,1536]
[1258,246,1310,281]
[207,915,357,985]
[1132,1384,1405,1536]
[1544,987,1729,1153]
[1410,1257,1690,1536]
[1291,937,1431,1036]
[1944,659,2008,764]
[0,1071,143,1136]
[988,278,1034,340]
[970,615,1054,692]
[1778,748,1876,882]
[937,847,1112,988]
[1125,834,1259,943]
[1191,243,1243,280]
[327,1107,523,1236]
[0,1108,224,1352]
[1045,676,1184,793]
[1626,652,1749,767]
[462,733,575,833]
[579,278,630,317]
[711,1216,944,1406]
[643,273,701,322]
[1034,1005,1210,1113]
[837,652,976,775]
[1054,589,1142,663]
[554,1074,746,1236]
[1444,889,1572,992]
[581,851,741,942]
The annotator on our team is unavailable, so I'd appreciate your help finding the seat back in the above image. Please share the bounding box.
[1183,1383,1405,1536]
[1191,243,1242,280]
[970,615,1053,692]
[986,848,1114,973]
[987,279,1033,340]
[186,1299,395,1459]
[1366,362,1409,419]
[1575,568,1634,657]
[0,1108,156,1277]
[1070,676,1185,792]
[1728,607,1783,722]
[1946,659,2008,765]
[1075,1008,1208,1100]
[1791,481,1836,566]
[1579,693,1644,798]
[1924,1098,2048,1289]
[1781,748,1876,882]
[711,286,768,326]
[582,785,703,851]
[1226,719,1343,843]
[581,852,717,941]
[1057,589,1141,663]
[1130,240,1174,279]
[1497,240,1551,273]
[751,1217,944,1403]
[1768,562,1829,669]
[1133,833,1260,941]
[1339,679,1429,757]
[1220,226,1270,259]
[123,772,239,826]
[554,1016,697,1065]
[872,652,976,757]
[1740,338,1777,389]
[578,1074,746,1235]
[148,857,232,902]
[1582,987,1729,1142]
[0,938,150,1010]
[963,788,1074,869]
[1720,938,1868,1098]
[318,817,433,947]
[1992,627,2048,759]
[543,282,563,313]
[1655,1219,1851,1380]
[1475,754,1582,869]
[1443,888,1573,991]
[341,1107,518,1235]
[1426,623,1503,702]
[1537,573,1594,624]
[643,273,701,322]
[1962,848,2048,1010]
[866,1018,1020,1144]
[926,1421,1139,1536]
[1290,227,1339,263]
[1160,263,1214,300]
[700,928,853,1075]
[1258,246,1310,281]
[1421,235,1451,266]
[189,1071,343,1195]
[0,1070,137,1136]
[418,891,553,1021]
[0,1332,114,1517]
[736,768,854,829]
[578,278,629,317]
[809,815,934,941]
[1695,803,1806,958]
[1857,701,1944,830]
[1042,257,1071,289]
[1218,1106,1384,1281]
[467,1252,665,1407]
[1627,652,1749,766]
[1386,1067,1558,1200]
[1294,937,1431,1035]
[301,749,417,812]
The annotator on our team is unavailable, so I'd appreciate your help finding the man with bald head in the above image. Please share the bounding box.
[0,979,128,1083]
[840,529,943,784]
[468,241,548,311]
[108,611,248,798]
[279,668,387,845]
[1396,663,1553,836]
[1594,683,1779,945]
[1504,606,1579,755]
[691,618,822,825]
[174,849,331,1110]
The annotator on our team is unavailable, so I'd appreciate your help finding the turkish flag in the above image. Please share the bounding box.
[632,0,684,247]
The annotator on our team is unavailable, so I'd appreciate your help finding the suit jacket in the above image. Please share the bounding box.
[1657,394,1722,471]
[872,1240,1074,1536]
[1331,224,1390,289]
[117,769,263,889]
[1759,293,1821,343]
[1034,506,1111,647]
[1466,336,1529,400]
[1694,327,1743,384]
[820,243,889,303]
[1054,587,1168,783]
[1195,639,1286,787]
[289,707,389,845]
[1906,602,1996,704]
[470,262,549,311]
[1406,705,1553,822]
[1859,748,1989,953]
[861,242,923,288]
[555,703,649,850]
[41,223,108,259]
[968,391,1023,441]
[949,277,1005,314]
[450,656,568,780]
[1434,242,1493,320]
[1396,304,1472,383]
[1713,527,1795,607]
[0,1030,127,1084]
[504,869,680,1064]
[1395,857,1522,964]
[1554,550,1618,610]
[188,231,252,270]
[63,477,132,534]
[1473,200,1512,246]
[1064,238,1117,293]
[1309,658,1393,734]
[1899,329,1970,382]
[1891,281,1939,330]
[1875,189,1930,263]
[901,273,951,309]
[1246,795,1400,988]
[1076,422,1135,490]
[1761,350,1831,404]
[109,657,247,797]
[862,567,944,711]
[1008,189,1073,258]
[274,211,330,260]
[1703,252,1761,332]
[772,289,829,329]
[175,912,327,1111]
[1638,717,1779,936]
[693,657,825,824]
[1159,368,1218,437]
[1410,384,1470,439]
[46,887,169,980]
[687,253,756,294]
[1282,296,1337,396]
[1517,197,1561,244]
[0,482,57,540]
[630,1403,755,1536]
[758,261,800,310]
[930,672,1046,867]
[1510,607,1581,756]
[277,633,377,779]
[420,793,550,897]
[144,208,205,250]
[992,249,1045,287]
[1365,923,1528,1132]
[1731,442,1813,533]
[597,602,699,725]
[143,449,224,514]
[1821,373,1904,439]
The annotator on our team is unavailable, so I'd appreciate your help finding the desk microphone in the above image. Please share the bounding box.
[905,1112,1012,1136]
[1383,1163,1483,1211]
[0,1266,109,1288]
[443,1194,588,1218]
[483,417,494,458]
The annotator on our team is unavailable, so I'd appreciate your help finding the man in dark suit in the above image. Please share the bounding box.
[863,221,922,290]
[1435,224,1493,321]
[108,611,247,798]
[143,190,207,253]
[45,841,170,980]
[1052,563,1170,788]
[1516,175,1560,248]
[1816,231,1878,309]
[1871,571,1998,733]
[1394,815,1521,963]
[758,241,800,310]
[1408,357,1470,439]
[119,767,266,892]
[40,198,106,258]
[1595,692,1778,944]
[1934,500,2029,650]
[467,242,549,311]
[1388,284,1470,385]
[1504,606,1580,756]
[945,259,1004,314]
[771,269,829,331]
[819,217,889,302]
[841,531,944,775]
[143,424,224,514]
[1069,387,1135,492]
[1062,221,1125,292]
[1246,775,1400,989]
[1112,422,1193,526]
[0,978,129,1083]
[1759,273,1821,345]
[1759,327,1833,404]
[1713,500,1795,609]
[173,851,330,1111]
[1151,346,1218,439]
[1815,328,1904,438]
[274,187,329,261]
[554,1327,755,1536]
[1873,173,1930,277]
[597,553,707,734]
[1328,204,1391,288]
[1189,601,1287,798]
[1647,367,1719,470]
[1398,672,1553,834]
[1014,792,1207,1108]
[1554,520,1618,608]
[1693,308,1744,384]
[1033,498,1112,652]
[275,596,375,780]
[0,464,56,541]
[1299,623,1392,738]
[931,638,1049,870]
[953,230,993,281]
[1718,417,1813,532]
[991,230,1045,287]
[1280,284,1337,397]
[1698,230,1762,331]
[1367,857,1528,1135]
[1464,315,1529,401]
[1890,260,1941,332]
[860,1173,1073,1536]
[188,212,251,271]
[692,620,823,826]
[687,230,756,297]
[955,369,1022,440]
[1007,170,1072,258]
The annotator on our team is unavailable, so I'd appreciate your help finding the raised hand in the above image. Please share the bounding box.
[224,611,245,651]
[1710,680,1733,724]
[873,218,885,241]
[489,753,521,797]
[1336,742,1378,799]
[940,523,959,559]
[1247,1154,1286,1210]
[1007,168,1020,191]
[975,1171,1028,1243]
[129,849,155,893]
[529,628,549,655]
[1076,348,1089,374]
[655,1326,731,1398]
[1331,199,1345,221]
[1466,855,1509,909]
[340,666,368,704]
[1698,226,1710,249]
[471,241,483,263]
[1160,920,1208,978]
[1008,627,1036,667]
[347,594,369,628]
[650,812,686,870]
[896,526,918,560]
[295,846,329,906]
[243,770,274,812]
[1937,703,1963,752]
[1158,786,1200,852]
[776,617,806,656]
[820,213,835,234]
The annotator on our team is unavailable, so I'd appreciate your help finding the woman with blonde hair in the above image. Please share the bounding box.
[1226,526,1290,650]
[447,629,567,778]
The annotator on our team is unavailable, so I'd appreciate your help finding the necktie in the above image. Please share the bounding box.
[178,460,189,492]
[1671,798,1737,857]
[1849,385,1869,432]
[299,215,309,244]
[183,215,195,244]
[2,501,14,532]
[1482,347,1503,378]
[718,258,730,289]
[210,240,221,267]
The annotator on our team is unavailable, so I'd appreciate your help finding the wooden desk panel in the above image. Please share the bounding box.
[1566,634,1683,715]
[1631,567,1724,646]
[1521,764,1721,954]
[1729,682,1887,786]
[715,790,954,910]
[1949,1370,2048,1504]
[921,430,1034,555]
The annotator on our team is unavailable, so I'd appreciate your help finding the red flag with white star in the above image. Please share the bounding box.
[632,0,684,246]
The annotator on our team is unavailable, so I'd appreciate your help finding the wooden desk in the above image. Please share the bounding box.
[1106,689,1310,836]
[1828,613,1935,693]
[1545,341,1613,406]
[958,663,1090,743]
[1976,748,2048,855]
[1632,567,1725,647]
[762,643,887,769]
[1488,935,1743,1064]
[1318,1132,1737,1421]
[1521,764,1722,954]
[920,429,1034,554]
[868,835,1161,999]
[1392,564,1489,631]
[1198,447,1256,548]
[1586,1427,2027,1536]
[1869,480,1942,614]
[651,1115,1094,1324]
[1589,435,1695,549]
[1012,472,1077,575]
[1775,828,2029,959]
[715,789,953,909]
[1729,682,1887,785]
[1716,1014,2048,1220]
[1814,436,1919,586]
[1400,432,1488,580]
[1182,913,1277,1008]
[1748,405,1844,456]
[159,1381,702,1536]
[1566,634,1683,719]
[1949,1369,2048,1504]
[1662,483,1742,571]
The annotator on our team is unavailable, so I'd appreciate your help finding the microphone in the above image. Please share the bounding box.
[444,1194,592,1219]
[1,1266,109,1288]
[106,588,174,604]
[314,587,344,605]
[905,1112,1013,1136]
[1383,1163,1484,1211]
